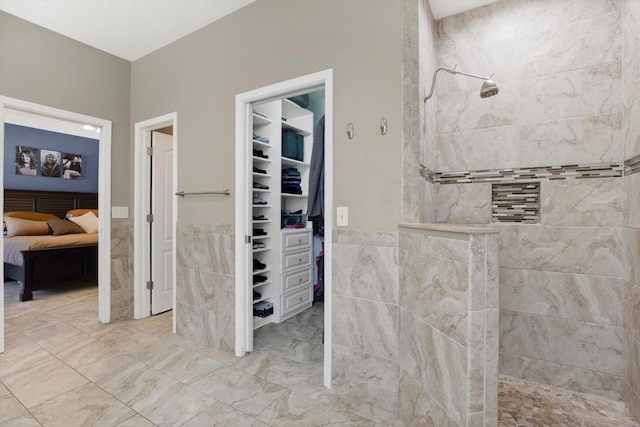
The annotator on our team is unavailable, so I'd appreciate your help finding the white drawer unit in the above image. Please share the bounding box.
[282,230,311,251]
[282,267,312,293]
[281,286,313,317]
[282,248,312,272]
[280,228,313,321]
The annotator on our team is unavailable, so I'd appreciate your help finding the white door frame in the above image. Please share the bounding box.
[133,113,178,331]
[0,96,112,353]
[234,69,334,388]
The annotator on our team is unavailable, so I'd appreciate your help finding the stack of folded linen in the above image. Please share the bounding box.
[282,167,302,194]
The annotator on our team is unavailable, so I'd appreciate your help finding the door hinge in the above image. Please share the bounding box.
[245,235,251,243]
[147,280,154,290]
[147,214,154,223]
[147,146,154,156]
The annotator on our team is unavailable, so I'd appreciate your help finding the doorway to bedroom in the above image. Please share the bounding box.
[0,96,113,354]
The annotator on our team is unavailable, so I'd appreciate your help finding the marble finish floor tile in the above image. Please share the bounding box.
[498,375,640,427]
[2,358,88,408]
[0,383,41,426]
[6,283,638,427]
[29,383,136,427]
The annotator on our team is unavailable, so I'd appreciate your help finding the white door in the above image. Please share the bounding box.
[151,131,174,314]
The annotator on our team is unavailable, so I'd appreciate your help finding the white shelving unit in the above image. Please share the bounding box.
[249,98,314,329]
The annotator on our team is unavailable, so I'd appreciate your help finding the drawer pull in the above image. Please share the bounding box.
[299,258,302,262]
[298,277,302,282]
[299,296,303,301]
[298,238,302,243]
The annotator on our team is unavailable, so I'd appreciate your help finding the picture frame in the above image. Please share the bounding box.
[15,146,38,176]
[40,149,62,178]
[62,153,82,179]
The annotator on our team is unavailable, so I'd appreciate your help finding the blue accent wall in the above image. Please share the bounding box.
[4,124,99,193]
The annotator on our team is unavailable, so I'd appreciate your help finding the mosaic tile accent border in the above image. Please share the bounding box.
[492,183,540,224]
[437,163,624,184]
[624,154,640,176]
[420,164,435,183]
[420,162,627,185]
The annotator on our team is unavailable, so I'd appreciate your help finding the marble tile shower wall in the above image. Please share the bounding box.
[175,222,235,353]
[110,219,133,321]
[331,229,400,423]
[398,229,499,426]
[418,0,437,223]
[403,0,437,223]
[433,0,631,403]
[623,0,640,421]
[435,0,623,172]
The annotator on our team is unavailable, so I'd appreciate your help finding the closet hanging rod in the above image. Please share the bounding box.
[175,190,231,197]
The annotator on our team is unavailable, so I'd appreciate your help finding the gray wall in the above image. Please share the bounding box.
[131,0,404,230]
[431,0,628,401]
[623,0,640,421]
[0,11,131,205]
[130,0,405,351]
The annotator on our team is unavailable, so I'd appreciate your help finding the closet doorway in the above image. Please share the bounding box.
[0,96,113,354]
[235,70,334,387]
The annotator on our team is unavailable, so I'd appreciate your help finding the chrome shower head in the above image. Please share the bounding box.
[480,79,499,98]
[424,66,499,102]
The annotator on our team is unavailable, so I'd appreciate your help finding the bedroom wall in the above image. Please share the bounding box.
[3,124,99,194]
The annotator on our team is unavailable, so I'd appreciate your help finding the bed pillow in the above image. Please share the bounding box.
[4,211,59,221]
[66,209,99,218]
[4,217,53,237]
[68,211,99,234]
[47,218,86,236]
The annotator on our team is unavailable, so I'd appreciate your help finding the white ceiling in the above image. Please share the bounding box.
[0,0,255,62]
[0,0,495,62]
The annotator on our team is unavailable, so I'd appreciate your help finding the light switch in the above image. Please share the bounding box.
[112,206,129,219]
[337,206,348,226]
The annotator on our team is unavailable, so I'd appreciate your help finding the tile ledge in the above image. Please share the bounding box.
[399,223,499,234]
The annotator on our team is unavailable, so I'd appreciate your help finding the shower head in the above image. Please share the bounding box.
[480,78,499,98]
[424,66,499,101]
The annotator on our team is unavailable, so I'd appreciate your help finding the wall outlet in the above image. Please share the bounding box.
[337,206,348,226]
[112,206,129,219]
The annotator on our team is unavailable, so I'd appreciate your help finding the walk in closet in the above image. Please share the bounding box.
[250,96,320,330]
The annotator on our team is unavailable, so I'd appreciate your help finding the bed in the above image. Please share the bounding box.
[3,189,99,301]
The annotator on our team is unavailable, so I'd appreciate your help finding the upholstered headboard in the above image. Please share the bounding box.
[3,189,98,219]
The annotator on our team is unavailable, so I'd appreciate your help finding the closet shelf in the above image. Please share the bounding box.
[252,156,272,163]
[252,188,270,193]
[253,140,271,148]
[282,98,311,119]
[281,121,311,136]
[281,157,309,167]
[253,297,269,304]
[253,172,272,178]
[252,235,271,240]
[252,204,272,208]
[253,281,271,289]
[252,247,270,253]
[253,113,272,125]
[253,220,269,224]
[253,268,272,275]
[282,193,307,198]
